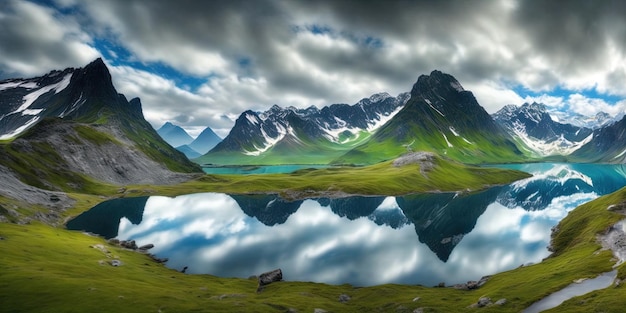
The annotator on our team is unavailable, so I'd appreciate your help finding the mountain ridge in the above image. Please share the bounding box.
[493,102,594,156]
[0,58,201,195]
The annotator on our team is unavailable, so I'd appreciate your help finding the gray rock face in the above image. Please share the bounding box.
[0,165,74,224]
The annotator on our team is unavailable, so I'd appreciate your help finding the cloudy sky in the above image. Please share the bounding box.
[2,0,626,136]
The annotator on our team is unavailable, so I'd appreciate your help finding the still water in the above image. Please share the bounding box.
[202,164,329,175]
[67,163,626,287]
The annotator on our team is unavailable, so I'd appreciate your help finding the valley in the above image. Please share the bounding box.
[1,59,626,313]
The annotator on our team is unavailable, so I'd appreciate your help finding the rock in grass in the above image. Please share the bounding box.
[138,243,154,250]
[477,297,492,307]
[338,294,351,303]
[495,298,507,305]
[257,268,282,292]
[110,259,122,267]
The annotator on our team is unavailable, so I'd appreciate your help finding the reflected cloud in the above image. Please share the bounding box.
[67,163,626,286]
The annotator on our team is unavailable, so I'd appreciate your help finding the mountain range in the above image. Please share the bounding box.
[2,57,626,194]
[197,92,411,165]
[200,70,526,165]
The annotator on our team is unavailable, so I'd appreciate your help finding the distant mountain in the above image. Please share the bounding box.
[549,110,616,129]
[198,92,410,165]
[157,122,194,147]
[0,58,201,192]
[189,127,222,154]
[570,115,626,163]
[335,70,525,164]
[493,102,593,156]
[175,144,202,159]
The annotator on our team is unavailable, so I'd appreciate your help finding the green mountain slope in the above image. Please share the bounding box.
[335,71,525,164]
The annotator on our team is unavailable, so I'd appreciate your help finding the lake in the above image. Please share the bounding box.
[202,164,331,175]
[67,163,626,287]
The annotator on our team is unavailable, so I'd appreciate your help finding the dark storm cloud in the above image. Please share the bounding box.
[2,0,626,131]
[0,0,99,78]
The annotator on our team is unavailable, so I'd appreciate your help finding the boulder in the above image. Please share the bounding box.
[495,298,507,306]
[138,243,154,250]
[120,240,138,250]
[338,294,351,303]
[257,268,283,291]
[477,297,492,307]
[110,259,122,267]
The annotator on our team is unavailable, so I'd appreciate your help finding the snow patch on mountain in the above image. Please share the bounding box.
[15,73,72,115]
[441,132,453,148]
[0,116,40,140]
[366,105,403,132]
[426,99,445,117]
[244,124,288,156]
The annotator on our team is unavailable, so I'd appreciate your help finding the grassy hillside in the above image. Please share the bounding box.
[2,184,626,312]
[153,154,532,199]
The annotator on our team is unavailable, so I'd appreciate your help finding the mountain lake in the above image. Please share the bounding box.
[67,163,626,287]
[202,164,332,175]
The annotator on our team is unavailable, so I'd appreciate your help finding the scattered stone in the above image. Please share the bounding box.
[98,260,107,266]
[286,308,298,313]
[110,259,122,267]
[257,268,283,292]
[412,296,421,302]
[477,297,492,307]
[495,298,507,306]
[49,194,60,202]
[120,240,138,250]
[150,255,168,263]
[573,278,588,284]
[138,243,154,250]
[413,308,424,313]
[338,294,351,303]
[107,238,120,245]
[313,309,327,313]
[453,276,491,290]
[181,266,188,273]
[90,244,110,254]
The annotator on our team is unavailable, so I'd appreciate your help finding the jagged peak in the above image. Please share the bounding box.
[411,70,465,98]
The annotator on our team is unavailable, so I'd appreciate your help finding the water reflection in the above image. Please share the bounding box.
[66,163,626,286]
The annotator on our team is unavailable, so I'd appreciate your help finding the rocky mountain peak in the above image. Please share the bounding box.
[411,70,465,98]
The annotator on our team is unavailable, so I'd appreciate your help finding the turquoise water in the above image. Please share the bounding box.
[68,163,626,287]
[202,164,330,174]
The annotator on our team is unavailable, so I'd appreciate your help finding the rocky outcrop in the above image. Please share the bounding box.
[257,268,283,292]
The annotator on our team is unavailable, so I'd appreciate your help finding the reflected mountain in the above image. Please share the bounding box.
[496,164,626,211]
[229,194,303,226]
[397,187,503,262]
[66,196,148,239]
[368,207,411,229]
[328,196,385,220]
